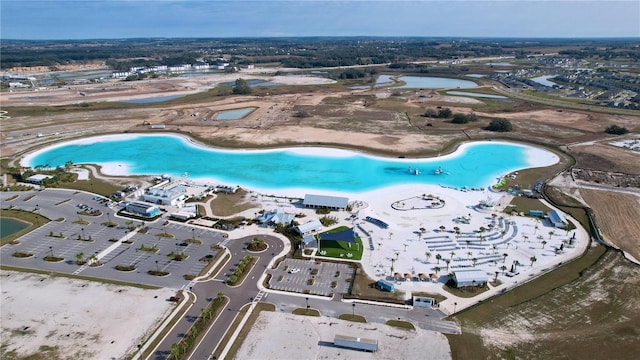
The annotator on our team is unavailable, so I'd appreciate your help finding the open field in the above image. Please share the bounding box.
[580,188,640,263]
[2,66,639,360]
[234,311,452,360]
[0,271,172,360]
[448,248,640,360]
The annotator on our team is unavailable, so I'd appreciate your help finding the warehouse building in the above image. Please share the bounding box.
[452,270,488,288]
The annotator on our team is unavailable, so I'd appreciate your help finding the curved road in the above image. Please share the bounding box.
[151,234,284,360]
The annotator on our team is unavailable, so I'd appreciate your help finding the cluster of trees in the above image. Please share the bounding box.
[232,78,252,95]
[169,292,225,360]
[486,118,513,132]
[423,107,478,124]
[423,107,452,118]
[451,112,478,124]
[3,37,607,70]
[605,124,630,135]
[226,255,254,285]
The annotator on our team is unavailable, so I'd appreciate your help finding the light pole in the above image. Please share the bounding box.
[192,228,195,241]
[81,227,85,240]
[352,303,355,320]
[305,297,309,310]
[107,212,111,224]
[156,260,159,272]
[453,302,457,313]
[49,246,53,257]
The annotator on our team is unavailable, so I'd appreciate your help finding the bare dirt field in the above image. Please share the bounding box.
[569,141,640,174]
[580,188,640,263]
[234,311,452,360]
[0,271,173,360]
[459,250,640,360]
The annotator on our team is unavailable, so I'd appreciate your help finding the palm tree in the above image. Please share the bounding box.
[503,253,508,263]
[466,240,471,248]
[500,265,507,274]
[434,266,441,277]
[75,252,84,265]
[541,240,547,249]
[501,230,507,239]
[88,254,98,265]
[472,257,478,267]
[425,252,432,263]
[435,253,442,264]
[523,234,529,242]
[450,251,455,260]
[548,230,555,240]
[467,251,472,260]
[445,259,451,272]
[494,271,499,283]
[530,256,537,267]
[439,225,446,233]
[395,252,400,260]
[491,245,497,255]
[403,243,408,252]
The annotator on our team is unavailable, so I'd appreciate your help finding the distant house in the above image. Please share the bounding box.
[257,209,295,226]
[301,234,318,249]
[24,174,52,185]
[143,185,187,206]
[296,219,323,235]
[452,270,488,288]
[303,194,349,211]
[125,202,161,218]
[547,210,568,228]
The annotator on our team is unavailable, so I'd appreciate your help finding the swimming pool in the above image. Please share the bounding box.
[23,134,558,193]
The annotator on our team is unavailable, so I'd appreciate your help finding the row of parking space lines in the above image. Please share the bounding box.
[269,284,333,297]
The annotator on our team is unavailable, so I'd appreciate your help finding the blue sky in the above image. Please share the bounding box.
[1,1,638,39]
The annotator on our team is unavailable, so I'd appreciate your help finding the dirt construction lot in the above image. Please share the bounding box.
[235,311,452,360]
[580,189,640,263]
[454,249,640,360]
[0,271,172,360]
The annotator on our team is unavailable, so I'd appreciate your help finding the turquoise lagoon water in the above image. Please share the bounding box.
[24,135,556,193]
[215,107,256,120]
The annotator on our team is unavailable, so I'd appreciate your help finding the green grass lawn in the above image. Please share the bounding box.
[317,226,363,260]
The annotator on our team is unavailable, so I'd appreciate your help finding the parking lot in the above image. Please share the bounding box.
[266,258,355,297]
[1,189,226,289]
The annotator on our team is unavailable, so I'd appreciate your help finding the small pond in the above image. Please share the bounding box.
[1,218,29,238]
[530,75,559,87]
[215,107,256,121]
[396,76,477,89]
[119,94,187,104]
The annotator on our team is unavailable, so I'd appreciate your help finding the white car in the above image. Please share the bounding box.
[288,268,300,274]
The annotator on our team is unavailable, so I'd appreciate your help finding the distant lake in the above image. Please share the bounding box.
[215,107,256,120]
[397,76,477,89]
[119,94,187,104]
[374,75,394,87]
[530,75,559,87]
[446,91,507,99]
[0,218,28,238]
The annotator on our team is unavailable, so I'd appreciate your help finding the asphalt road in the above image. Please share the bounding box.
[151,235,284,360]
